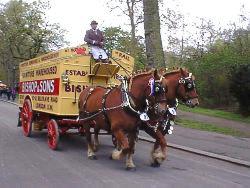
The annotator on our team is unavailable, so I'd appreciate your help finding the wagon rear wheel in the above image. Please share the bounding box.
[21,99,33,137]
[47,119,59,150]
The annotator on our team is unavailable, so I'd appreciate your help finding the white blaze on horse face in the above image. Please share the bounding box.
[188,73,193,79]
[148,78,155,96]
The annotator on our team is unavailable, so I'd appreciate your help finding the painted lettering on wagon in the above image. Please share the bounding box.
[40,52,59,62]
[65,84,88,93]
[65,70,88,76]
[35,103,53,111]
[31,96,58,103]
[115,51,130,61]
[20,52,59,67]
[22,71,35,78]
[19,78,60,95]
[36,66,57,76]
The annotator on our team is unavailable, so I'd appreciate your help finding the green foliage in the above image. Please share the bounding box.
[184,28,250,110]
[229,64,250,116]
[0,0,67,59]
[0,0,68,85]
[103,26,146,70]
[0,67,5,81]
[103,27,131,54]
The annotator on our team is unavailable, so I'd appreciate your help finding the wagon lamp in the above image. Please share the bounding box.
[61,72,70,84]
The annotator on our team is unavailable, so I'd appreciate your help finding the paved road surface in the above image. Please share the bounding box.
[152,125,250,162]
[0,101,250,188]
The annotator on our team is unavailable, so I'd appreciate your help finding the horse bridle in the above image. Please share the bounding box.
[144,77,168,115]
[125,75,168,115]
[176,73,198,103]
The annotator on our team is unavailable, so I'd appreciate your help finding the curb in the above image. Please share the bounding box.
[139,136,250,168]
[0,99,18,106]
[1,99,249,168]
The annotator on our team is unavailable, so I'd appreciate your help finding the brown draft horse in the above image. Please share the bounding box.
[78,69,168,170]
[141,68,199,167]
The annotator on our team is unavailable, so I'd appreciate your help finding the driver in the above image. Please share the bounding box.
[84,20,110,64]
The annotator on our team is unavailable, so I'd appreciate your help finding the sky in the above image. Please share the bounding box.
[1,0,250,49]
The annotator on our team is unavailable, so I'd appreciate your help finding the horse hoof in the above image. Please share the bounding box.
[126,166,136,171]
[88,155,97,160]
[151,161,161,168]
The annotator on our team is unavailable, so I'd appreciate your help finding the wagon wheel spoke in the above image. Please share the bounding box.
[47,119,59,150]
[21,99,33,137]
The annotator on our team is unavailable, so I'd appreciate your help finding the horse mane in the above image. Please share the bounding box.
[127,69,154,91]
[131,69,154,79]
[163,67,189,77]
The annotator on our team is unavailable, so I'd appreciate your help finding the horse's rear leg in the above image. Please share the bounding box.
[85,126,97,160]
[111,129,129,160]
[93,128,100,152]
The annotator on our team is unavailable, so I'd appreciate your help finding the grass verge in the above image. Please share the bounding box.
[176,118,249,137]
[179,105,250,124]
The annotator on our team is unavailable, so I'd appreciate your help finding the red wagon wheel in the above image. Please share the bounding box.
[21,99,33,137]
[47,119,59,150]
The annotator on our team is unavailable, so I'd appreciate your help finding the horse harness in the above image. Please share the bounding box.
[79,76,166,124]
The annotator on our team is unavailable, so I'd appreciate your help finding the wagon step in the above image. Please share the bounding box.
[88,63,120,78]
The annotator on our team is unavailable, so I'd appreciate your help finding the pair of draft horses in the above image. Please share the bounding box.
[78,68,199,170]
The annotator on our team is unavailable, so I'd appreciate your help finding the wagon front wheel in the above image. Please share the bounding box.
[47,119,59,150]
[21,99,33,137]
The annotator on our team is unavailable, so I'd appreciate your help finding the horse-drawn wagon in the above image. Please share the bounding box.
[18,44,134,150]
[18,43,199,170]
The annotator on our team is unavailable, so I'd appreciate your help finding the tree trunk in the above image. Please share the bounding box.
[143,0,165,68]
[127,0,137,57]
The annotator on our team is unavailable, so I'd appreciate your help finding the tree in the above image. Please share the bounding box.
[103,26,146,69]
[107,0,143,57]
[143,0,165,68]
[103,27,131,53]
[0,0,67,85]
[229,64,250,116]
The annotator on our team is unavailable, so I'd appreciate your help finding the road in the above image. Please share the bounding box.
[0,101,250,188]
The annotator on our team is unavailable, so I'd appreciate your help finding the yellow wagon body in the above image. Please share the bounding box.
[18,44,134,116]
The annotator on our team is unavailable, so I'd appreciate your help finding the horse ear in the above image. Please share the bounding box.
[180,67,185,75]
[153,69,161,79]
[145,67,151,72]
[158,67,166,75]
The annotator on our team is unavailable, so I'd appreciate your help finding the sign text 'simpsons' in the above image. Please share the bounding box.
[19,78,60,95]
